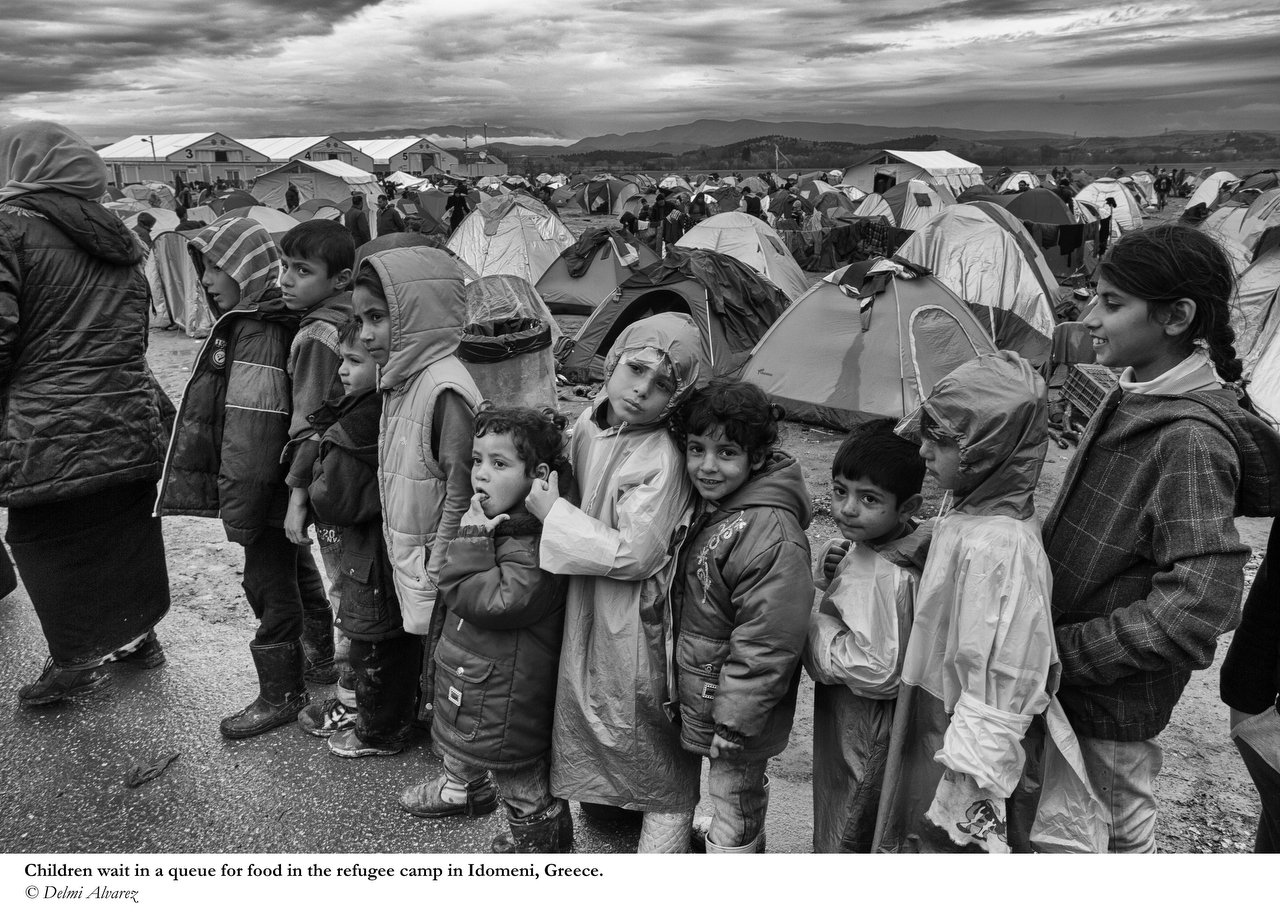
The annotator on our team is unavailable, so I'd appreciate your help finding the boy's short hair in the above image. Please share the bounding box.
[833,418,925,505]
[337,316,362,349]
[280,220,355,278]
[353,261,385,300]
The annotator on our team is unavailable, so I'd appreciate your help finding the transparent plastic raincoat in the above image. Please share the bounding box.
[540,314,708,810]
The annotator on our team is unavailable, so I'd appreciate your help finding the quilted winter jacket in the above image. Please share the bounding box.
[672,452,815,758]
[432,514,568,769]
[156,219,299,544]
[368,246,482,634]
[0,191,164,507]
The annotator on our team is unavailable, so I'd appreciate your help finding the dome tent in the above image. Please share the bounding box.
[895,204,1057,367]
[675,211,809,302]
[448,195,576,285]
[1074,177,1144,245]
[853,179,948,231]
[146,228,213,338]
[557,247,789,383]
[251,159,382,230]
[535,227,661,316]
[573,178,644,216]
[740,259,996,430]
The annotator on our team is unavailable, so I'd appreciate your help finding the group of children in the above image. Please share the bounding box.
[155,216,1276,855]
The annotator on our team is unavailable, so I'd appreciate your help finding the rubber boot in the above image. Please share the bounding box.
[492,800,575,854]
[637,810,694,854]
[705,833,764,853]
[301,605,337,685]
[220,640,310,739]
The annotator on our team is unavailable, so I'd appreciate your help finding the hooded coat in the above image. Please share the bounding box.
[672,452,814,759]
[156,218,300,544]
[540,313,709,811]
[0,188,162,507]
[1044,382,1280,741]
[367,246,482,634]
[877,352,1060,853]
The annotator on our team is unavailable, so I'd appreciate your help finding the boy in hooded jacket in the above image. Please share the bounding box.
[157,217,329,739]
[350,246,482,727]
[670,381,814,854]
[525,313,707,853]
[874,352,1058,853]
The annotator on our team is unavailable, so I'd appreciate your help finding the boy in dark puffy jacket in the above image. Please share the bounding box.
[398,405,572,854]
[157,217,327,739]
[671,381,814,853]
[300,319,419,757]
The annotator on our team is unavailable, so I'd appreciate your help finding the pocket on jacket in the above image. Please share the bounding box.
[675,632,728,729]
[433,639,496,743]
[336,548,382,630]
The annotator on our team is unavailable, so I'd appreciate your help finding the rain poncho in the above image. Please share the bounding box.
[541,313,708,810]
[876,351,1107,853]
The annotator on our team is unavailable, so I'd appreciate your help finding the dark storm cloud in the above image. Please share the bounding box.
[1057,30,1280,70]
[863,0,1071,26]
[804,41,896,60]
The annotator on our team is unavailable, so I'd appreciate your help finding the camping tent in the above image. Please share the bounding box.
[251,159,382,229]
[124,207,181,234]
[1202,187,1280,259]
[1236,246,1280,359]
[557,246,790,382]
[1075,177,1144,243]
[973,188,1096,280]
[995,171,1042,193]
[573,178,644,216]
[658,175,694,193]
[448,195,576,285]
[895,203,1057,367]
[740,259,997,430]
[841,150,983,196]
[385,170,426,188]
[674,212,809,302]
[1128,171,1157,205]
[1183,171,1239,214]
[221,206,301,236]
[146,229,213,338]
[535,228,660,315]
[853,179,949,231]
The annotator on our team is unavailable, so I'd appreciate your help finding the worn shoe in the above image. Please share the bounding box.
[491,799,575,854]
[110,631,166,669]
[219,640,309,740]
[399,773,498,819]
[327,727,406,758]
[297,698,356,737]
[18,659,110,707]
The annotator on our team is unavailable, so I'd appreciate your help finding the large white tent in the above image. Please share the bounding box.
[251,159,383,230]
[842,150,984,196]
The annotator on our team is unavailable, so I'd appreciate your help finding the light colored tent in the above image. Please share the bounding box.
[536,228,661,315]
[1237,247,1280,359]
[124,207,181,233]
[658,175,693,193]
[674,212,809,302]
[447,195,576,285]
[842,149,983,196]
[121,182,176,209]
[1128,171,1157,204]
[222,206,301,236]
[1075,178,1143,242]
[1203,188,1280,258]
[558,247,790,382]
[1184,171,1239,213]
[251,159,382,230]
[740,260,997,430]
[895,203,1056,367]
[146,229,213,338]
[853,179,948,231]
[574,178,644,216]
[385,170,426,187]
[1118,176,1151,209]
[995,171,1042,193]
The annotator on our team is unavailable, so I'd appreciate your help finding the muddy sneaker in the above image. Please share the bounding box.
[399,773,498,818]
[18,659,110,707]
[297,698,356,737]
[327,728,406,758]
[110,631,166,669]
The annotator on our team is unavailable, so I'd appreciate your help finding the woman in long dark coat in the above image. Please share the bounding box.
[0,121,172,705]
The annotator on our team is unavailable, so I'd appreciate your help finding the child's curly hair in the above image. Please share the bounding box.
[671,381,784,462]
[473,403,574,481]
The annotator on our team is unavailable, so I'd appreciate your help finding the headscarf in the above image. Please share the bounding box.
[0,120,109,204]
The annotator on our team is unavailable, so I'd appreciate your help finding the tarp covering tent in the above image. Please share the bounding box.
[675,212,809,302]
[535,228,661,316]
[854,179,948,231]
[1184,171,1239,214]
[842,149,983,196]
[740,259,997,430]
[448,195,576,285]
[558,246,790,382]
[252,159,382,229]
[895,204,1057,367]
[1075,177,1144,243]
[146,229,213,338]
[573,178,644,216]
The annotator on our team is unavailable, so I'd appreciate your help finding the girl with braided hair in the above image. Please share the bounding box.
[1043,223,1280,852]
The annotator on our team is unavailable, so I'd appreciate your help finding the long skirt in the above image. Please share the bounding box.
[6,480,170,666]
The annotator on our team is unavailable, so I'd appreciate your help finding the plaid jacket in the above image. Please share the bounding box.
[1043,387,1280,741]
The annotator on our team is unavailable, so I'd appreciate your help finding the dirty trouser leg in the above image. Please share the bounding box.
[1077,735,1163,853]
[241,527,304,645]
[491,758,554,820]
[350,633,419,745]
[706,756,769,848]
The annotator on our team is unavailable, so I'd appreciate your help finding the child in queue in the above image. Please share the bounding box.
[1043,224,1280,852]
[875,352,1057,853]
[301,320,418,757]
[804,419,929,853]
[525,313,707,853]
[399,406,573,854]
[670,381,814,854]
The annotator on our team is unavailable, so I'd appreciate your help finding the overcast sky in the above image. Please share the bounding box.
[1,0,1276,145]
